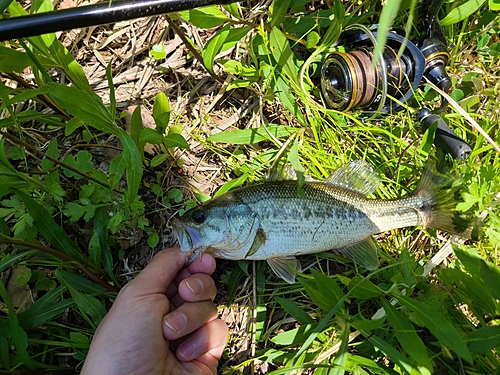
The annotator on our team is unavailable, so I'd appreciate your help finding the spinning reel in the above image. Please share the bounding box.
[320,0,471,159]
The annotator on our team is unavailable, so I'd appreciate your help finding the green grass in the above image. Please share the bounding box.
[1,0,500,373]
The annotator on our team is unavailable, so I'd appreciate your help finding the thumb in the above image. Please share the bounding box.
[126,247,187,295]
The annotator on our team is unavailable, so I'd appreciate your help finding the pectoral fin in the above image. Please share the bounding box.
[267,256,302,284]
[245,228,266,258]
[337,237,380,270]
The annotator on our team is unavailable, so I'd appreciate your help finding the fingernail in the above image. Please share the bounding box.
[164,312,187,334]
[185,278,204,296]
[177,340,196,361]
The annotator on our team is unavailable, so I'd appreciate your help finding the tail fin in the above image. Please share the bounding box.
[415,150,475,238]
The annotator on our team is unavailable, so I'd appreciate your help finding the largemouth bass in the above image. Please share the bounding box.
[172,156,470,283]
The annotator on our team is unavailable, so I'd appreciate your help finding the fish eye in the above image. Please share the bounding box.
[191,209,206,224]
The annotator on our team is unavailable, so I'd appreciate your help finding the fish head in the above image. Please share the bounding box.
[172,199,259,262]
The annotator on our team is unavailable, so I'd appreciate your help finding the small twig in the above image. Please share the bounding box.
[0,235,119,293]
[0,131,124,194]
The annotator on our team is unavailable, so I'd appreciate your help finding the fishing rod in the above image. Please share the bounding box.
[0,0,239,41]
[0,0,471,158]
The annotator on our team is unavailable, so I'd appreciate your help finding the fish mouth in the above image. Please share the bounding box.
[171,218,204,263]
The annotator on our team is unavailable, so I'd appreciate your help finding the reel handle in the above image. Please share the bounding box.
[417,109,471,160]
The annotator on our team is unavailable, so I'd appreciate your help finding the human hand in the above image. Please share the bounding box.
[81,247,228,375]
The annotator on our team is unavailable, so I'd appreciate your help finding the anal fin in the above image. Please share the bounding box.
[337,237,380,270]
[267,256,302,284]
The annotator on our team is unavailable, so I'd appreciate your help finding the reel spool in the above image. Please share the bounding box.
[321,24,426,115]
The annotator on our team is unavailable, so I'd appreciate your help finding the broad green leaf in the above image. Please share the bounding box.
[188,6,230,28]
[396,295,473,363]
[62,150,93,179]
[222,2,240,17]
[306,31,320,49]
[0,217,9,236]
[441,0,487,26]
[15,267,32,287]
[130,106,145,158]
[275,296,315,325]
[148,230,159,247]
[150,44,167,60]
[0,280,34,368]
[151,153,168,167]
[480,258,500,300]
[0,0,14,13]
[68,286,107,327]
[65,117,84,136]
[367,334,417,375]
[140,128,164,144]
[227,79,253,90]
[271,323,317,345]
[203,25,251,73]
[381,299,433,372]
[274,74,305,123]
[48,83,117,134]
[16,191,84,262]
[109,153,127,190]
[270,0,292,27]
[467,325,500,354]
[221,59,259,79]
[203,24,231,73]
[93,206,117,285]
[419,119,438,154]
[269,27,298,84]
[207,124,296,144]
[88,232,102,268]
[163,133,189,149]
[153,92,170,131]
[490,0,500,10]
[117,128,143,204]
[214,173,248,197]
[348,276,384,299]
[300,270,345,312]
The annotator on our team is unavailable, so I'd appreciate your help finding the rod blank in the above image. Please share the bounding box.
[0,0,237,41]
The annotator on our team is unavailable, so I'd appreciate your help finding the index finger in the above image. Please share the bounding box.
[126,247,187,295]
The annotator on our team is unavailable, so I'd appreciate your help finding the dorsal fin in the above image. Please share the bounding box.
[266,164,316,182]
[324,160,380,196]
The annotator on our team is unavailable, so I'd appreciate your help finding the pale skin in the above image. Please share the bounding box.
[81,247,228,375]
